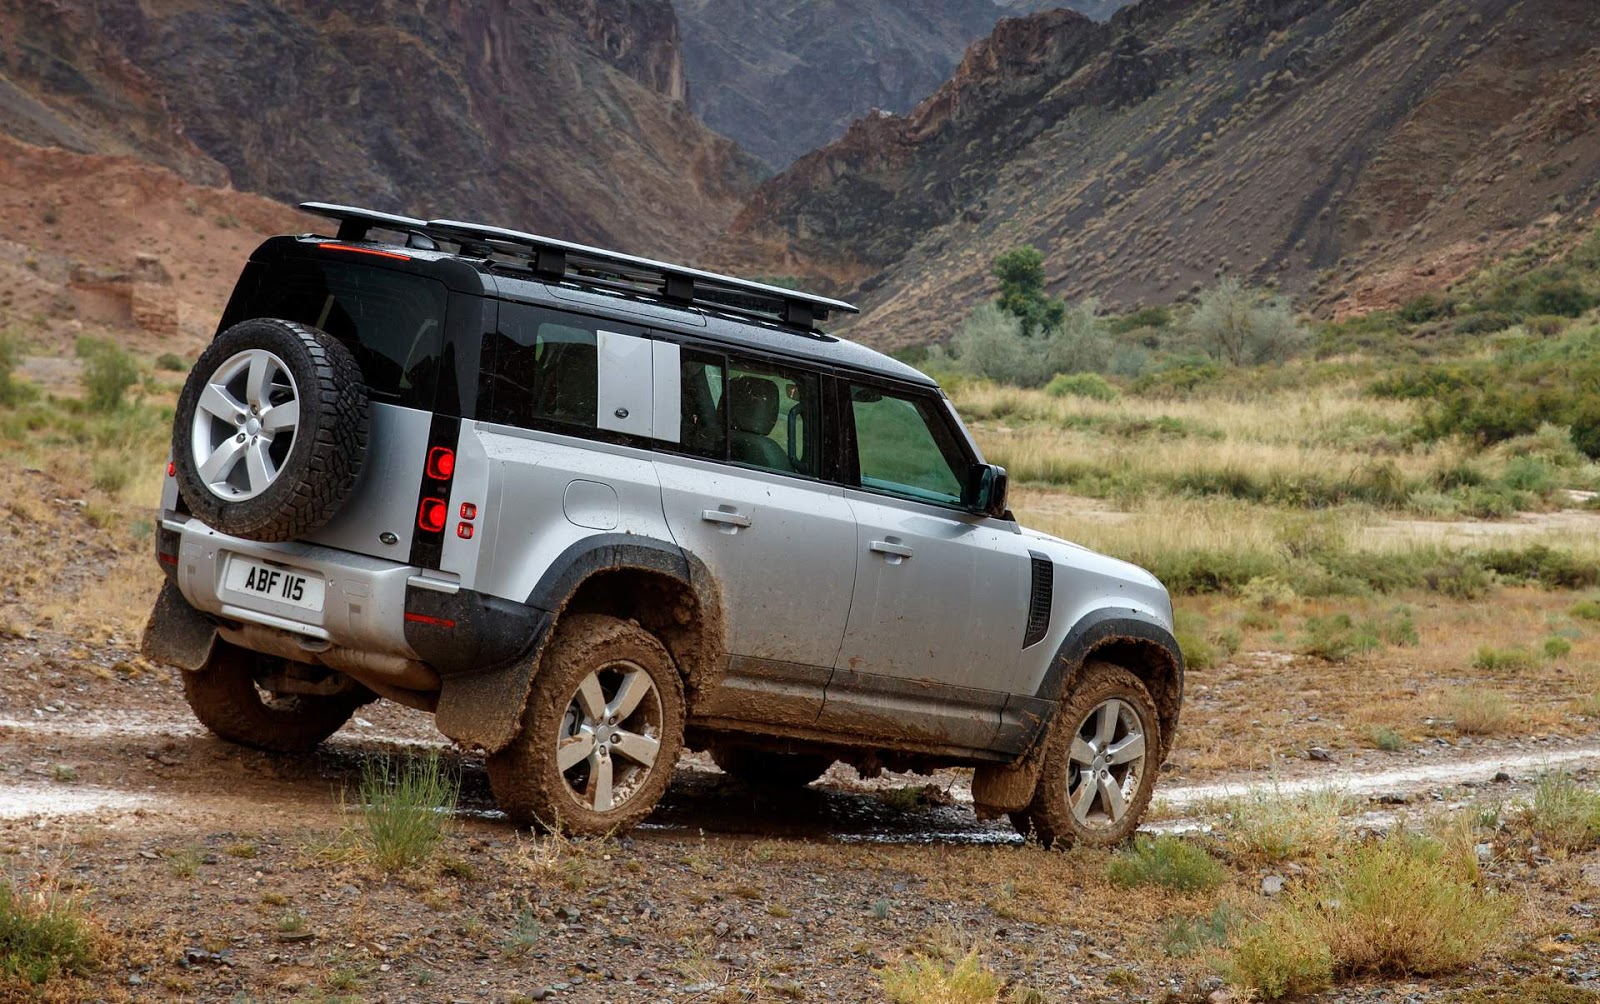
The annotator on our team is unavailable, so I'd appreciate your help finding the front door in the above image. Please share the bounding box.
[822,382,1032,750]
[656,348,856,727]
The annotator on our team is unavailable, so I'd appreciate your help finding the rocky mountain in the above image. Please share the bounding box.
[0,0,760,259]
[725,0,1600,349]
[676,0,1135,170]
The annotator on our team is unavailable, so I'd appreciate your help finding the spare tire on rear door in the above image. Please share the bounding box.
[173,318,369,542]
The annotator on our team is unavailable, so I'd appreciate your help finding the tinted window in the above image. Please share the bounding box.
[849,384,967,505]
[480,304,601,432]
[675,350,820,477]
[223,258,446,409]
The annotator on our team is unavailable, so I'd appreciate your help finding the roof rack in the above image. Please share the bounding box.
[299,202,858,329]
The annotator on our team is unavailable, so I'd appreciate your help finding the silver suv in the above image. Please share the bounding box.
[142,204,1183,844]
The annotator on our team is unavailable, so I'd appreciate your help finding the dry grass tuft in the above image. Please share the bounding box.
[1229,827,1508,999]
[1524,773,1600,852]
[879,950,1000,1004]
[1441,689,1516,736]
[1218,783,1349,864]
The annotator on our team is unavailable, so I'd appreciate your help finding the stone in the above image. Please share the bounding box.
[1307,746,1333,762]
[1261,875,1285,896]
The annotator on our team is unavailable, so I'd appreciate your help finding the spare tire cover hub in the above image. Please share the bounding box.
[190,348,300,501]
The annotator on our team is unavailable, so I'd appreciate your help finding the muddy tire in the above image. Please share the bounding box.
[173,317,368,542]
[1013,661,1160,849]
[710,744,832,788]
[487,614,685,836]
[182,640,363,752]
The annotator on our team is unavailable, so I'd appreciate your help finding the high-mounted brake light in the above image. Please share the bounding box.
[417,498,448,533]
[426,447,455,480]
[320,243,412,261]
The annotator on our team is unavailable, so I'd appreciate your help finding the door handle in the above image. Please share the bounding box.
[869,540,914,559]
[701,509,752,528]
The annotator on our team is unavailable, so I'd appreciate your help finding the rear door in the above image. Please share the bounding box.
[654,347,856,727]
[217,254,453,563]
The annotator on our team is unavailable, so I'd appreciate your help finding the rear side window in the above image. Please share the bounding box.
[222,257,447,409]
[480,303,615,433]
[675,349,820,477]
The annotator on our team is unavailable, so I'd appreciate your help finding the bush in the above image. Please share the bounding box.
[880,951,999,1004]
[0,331,33,407]
[1443,687,1514,736]
[155,352,188,372]
[0,879,96,984]
[1159,903,1238,958]
[1108,305,1171,334]
[1230,829,1507,998]
[1453,311,1516,335]
[1043,371,1119,401]
[1185,279,1309,366]
[1398,294,1447,324]
[75,337,138,413]
[1525,277,1594,318]
[1107,835,1225,892]
[359,752,459,872]
[1525,773,1600,852]
[945,302,1111,388]
[993,246,1065,337]
[1220,785,1347,863]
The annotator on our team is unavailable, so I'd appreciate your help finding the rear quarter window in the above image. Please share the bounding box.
[221,258,448,409]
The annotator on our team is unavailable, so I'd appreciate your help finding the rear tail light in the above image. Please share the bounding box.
[456,522,474,539]
[417,498,448,533]
[166,460,176,478]
[426,447,455,480]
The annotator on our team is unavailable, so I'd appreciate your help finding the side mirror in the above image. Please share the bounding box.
[967,463,1009,518]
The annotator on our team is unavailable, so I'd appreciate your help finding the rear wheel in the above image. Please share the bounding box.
[182,640,364,752]
[1012,661,1160,849]
[710,744,832,788]
[488,615,685,835]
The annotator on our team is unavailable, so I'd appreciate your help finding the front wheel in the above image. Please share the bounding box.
[182,640,364,752]
[1012,661,1161,849]
[487,614,686,835]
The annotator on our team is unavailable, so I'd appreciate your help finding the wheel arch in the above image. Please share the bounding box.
[528,534,727,709]
[1039,608,1184,762]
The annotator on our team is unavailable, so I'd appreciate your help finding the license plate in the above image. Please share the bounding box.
[224,557,326,613]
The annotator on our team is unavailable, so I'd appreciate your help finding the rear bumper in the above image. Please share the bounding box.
[157,513,545,678]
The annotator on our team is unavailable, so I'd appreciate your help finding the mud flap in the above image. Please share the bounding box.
[971,753,1047,817]
[433,618,553,754]
[140,581,218,672]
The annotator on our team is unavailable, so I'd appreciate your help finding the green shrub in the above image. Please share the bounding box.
[1107,836,1225,892]
[1131,360,1225,397]
[75,337,138,413]
[155,352,188,372]
[1366,726,1404,752]
[1525,773,1600,852]
[1159,903,1238,957]
[0,331,33,407]
[1544,636,1573,660]
[1300,613,1380,662]
[1525,277,1594,318]
[1571,599,1600,621]
[1228,910,1333,1000]
[943,302,1111,388]
[1453,311,1516,335]
[1043,371,1119,401]
[359,752,459,872]
[1398,294,1447,324]
[0,879,96,984]
[1481,545,1599,589]
[1230,829,1506,998]
[1108,305,1172,334]
[1185,279,1308,366]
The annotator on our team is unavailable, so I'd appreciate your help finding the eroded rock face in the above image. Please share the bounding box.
[676,0,1136,171]
[0,0,758,258]
[724,0,1600,349]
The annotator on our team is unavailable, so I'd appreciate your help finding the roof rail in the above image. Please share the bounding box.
[298,202,858,329]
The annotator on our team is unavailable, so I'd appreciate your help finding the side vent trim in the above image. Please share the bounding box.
[1024,550,1053,649]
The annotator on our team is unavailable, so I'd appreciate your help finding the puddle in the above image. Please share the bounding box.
[0,783,155,819]
[1155,739,1600,810]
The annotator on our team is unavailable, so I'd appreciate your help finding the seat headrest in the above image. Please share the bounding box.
[728,376,780,436]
